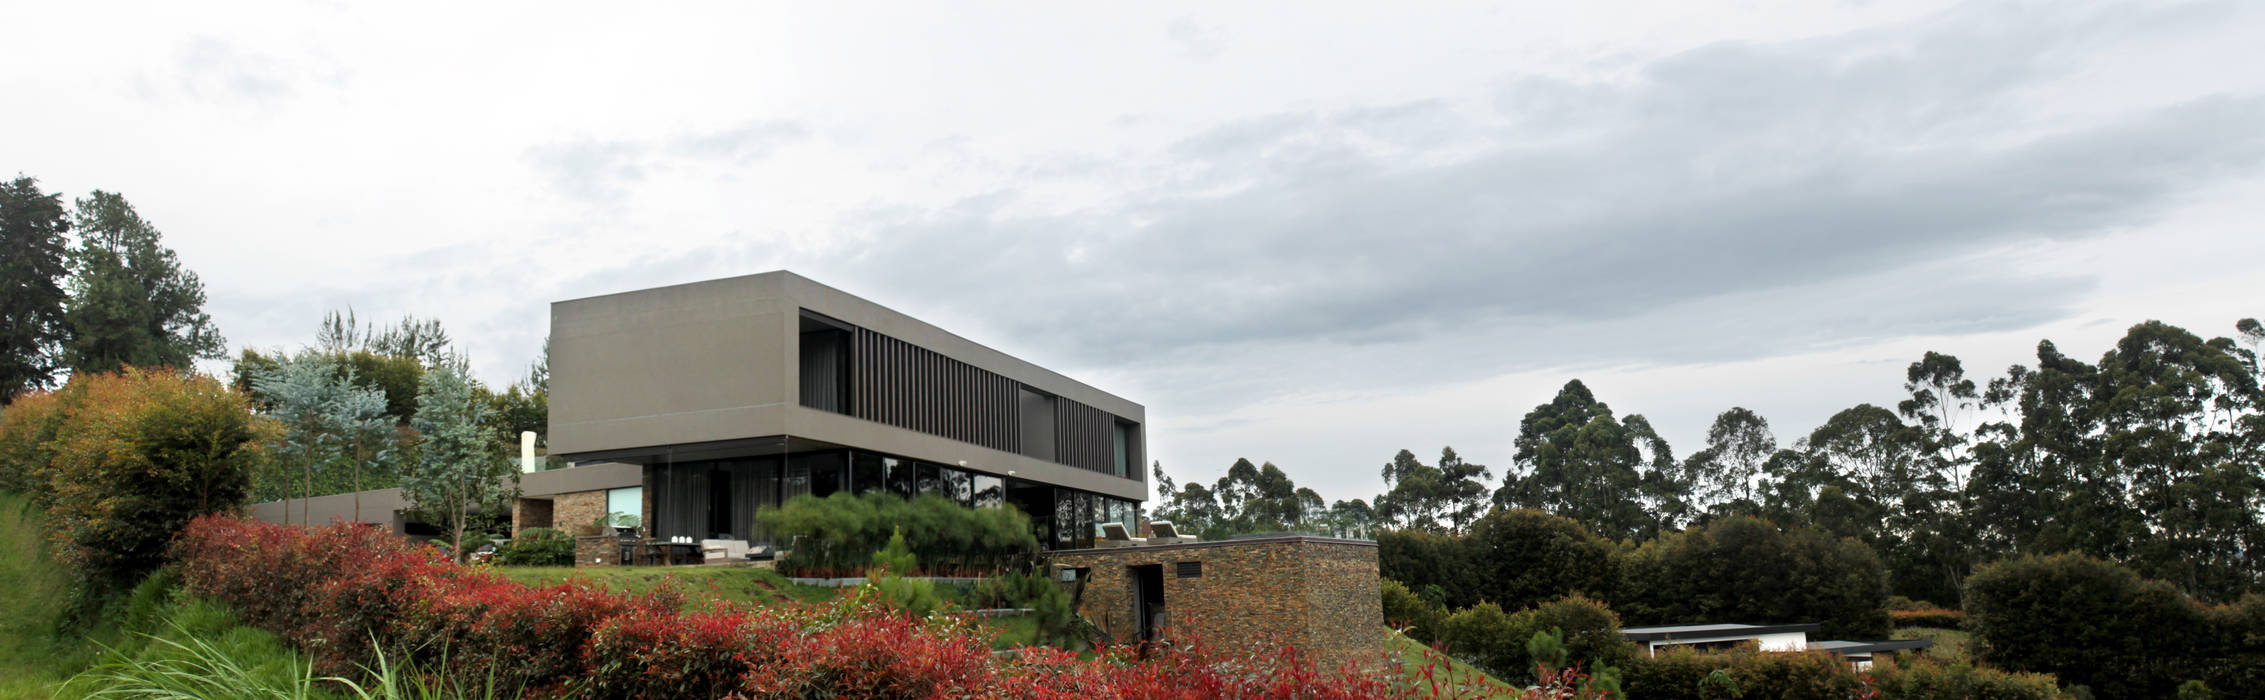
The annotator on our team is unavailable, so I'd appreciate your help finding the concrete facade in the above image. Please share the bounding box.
[1051,537,1384,670]
[548,271,1147,502]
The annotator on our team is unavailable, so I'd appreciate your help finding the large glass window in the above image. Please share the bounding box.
[885,458,915,497]
[1113,423,1132,477]
[972,474,1003,508]
[781,455,811,504]
[606,487,642,526]
[797,451,845,499]
[916,462,941,496]
[941,467,973,506]
[850,452,885,494]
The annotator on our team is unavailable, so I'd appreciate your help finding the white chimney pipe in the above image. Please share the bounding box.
[520,431,538,473]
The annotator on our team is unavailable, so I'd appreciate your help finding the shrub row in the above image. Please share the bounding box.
[1386,577,2065,699]
[759,491,1039,577]
[172,515,1484,698]
[1620,646,2067,700]
[1965,553,2265,698]
[1887,608,1964,629]
[492,527,575,566]
[1382,511,1891,639]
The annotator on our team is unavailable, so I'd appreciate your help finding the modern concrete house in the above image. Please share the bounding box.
[523,271,1148,550]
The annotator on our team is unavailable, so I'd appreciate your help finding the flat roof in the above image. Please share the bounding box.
[1806,639,1933,655]
[1621,623,1822,642]
[1049,535,1377,556]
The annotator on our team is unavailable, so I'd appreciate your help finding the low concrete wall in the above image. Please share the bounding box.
[249,488,408,530]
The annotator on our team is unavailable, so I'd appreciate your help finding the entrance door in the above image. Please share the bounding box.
[1132,564,1165,642]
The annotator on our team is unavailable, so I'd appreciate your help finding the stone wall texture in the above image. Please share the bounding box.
[509,498,554,535]
[1051,537,1382,670]
[574,535,621,567]
[552,490,609,535]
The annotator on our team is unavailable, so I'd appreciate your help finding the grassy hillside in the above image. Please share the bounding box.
[0,491,323,700]
[1387,630,1516,696]
[0,490,89,698]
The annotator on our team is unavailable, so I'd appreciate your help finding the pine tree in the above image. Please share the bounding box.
[0,176,72,401]
[61,191,224,373]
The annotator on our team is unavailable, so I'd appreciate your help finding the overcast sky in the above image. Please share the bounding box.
[6,1,2262,504]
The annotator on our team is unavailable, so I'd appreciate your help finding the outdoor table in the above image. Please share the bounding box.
[637,540,703,565]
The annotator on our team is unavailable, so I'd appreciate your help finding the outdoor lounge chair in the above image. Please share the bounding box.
[1099,522,1145,548]
[701,538,748,563]
[1147,521,1200,543]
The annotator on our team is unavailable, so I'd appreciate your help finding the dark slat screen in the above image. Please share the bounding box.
[845,326,1134,478]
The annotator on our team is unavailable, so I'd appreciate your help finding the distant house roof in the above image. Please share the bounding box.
[1806,639,1933,655]
[1620,623,1822,642]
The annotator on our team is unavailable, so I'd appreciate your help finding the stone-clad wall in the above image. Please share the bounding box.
[553,490,609,534]
[509,498,554,535]
[574,536,621,566]
[1051,537,1382,669]
[1299,538,1385,665]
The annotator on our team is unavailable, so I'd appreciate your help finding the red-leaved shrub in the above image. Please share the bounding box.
[172,514,1507,698]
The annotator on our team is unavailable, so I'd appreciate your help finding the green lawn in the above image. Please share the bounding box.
[493,564,838,607]
[1386,629,1516,697]
[1893,626,1972,665]
[495,565,1074,649]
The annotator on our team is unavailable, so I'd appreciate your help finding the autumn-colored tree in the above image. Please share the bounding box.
[31,367,273,591]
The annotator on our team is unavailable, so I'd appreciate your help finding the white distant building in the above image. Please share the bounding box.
[1622,623,1818,656]
[1621,623,1931,669]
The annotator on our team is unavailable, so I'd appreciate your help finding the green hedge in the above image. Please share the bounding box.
[1622,647,2064,700]
[494,527,574,566]
[1380,509,1620,612]
[1618,515,1889,639]
[758,492,1039,577]
[1888,608,1964,629]
[1965,553,2265,698]
[1433,594,1636,686]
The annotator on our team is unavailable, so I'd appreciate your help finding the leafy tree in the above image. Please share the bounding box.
[1964,553,2223,698]
[528,335,550,393]
[1461,508,1621,612]
[1497,380,1660,541]
[1681,407,1775,517]
[401,357,517,559]
[1377,528,1477,609]
[1376,447,1493,533]
[1322,498,1377,539]
[249,352,394,521]
[1616,515,1889,639]
[1149,461,1223,536]
[0,176,72,401]
[237,347,426,424]
[1209,458,1305,536]
[314,307,455,366]
[0,388,67,495]
[34,368,273,591]
[60,191,224,374]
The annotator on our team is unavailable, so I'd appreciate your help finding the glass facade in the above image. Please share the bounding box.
[645,447,1138,550]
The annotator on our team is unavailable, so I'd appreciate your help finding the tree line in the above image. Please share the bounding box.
[1,174,548,564]
[0,176,225,396]
[1153,316,2265,607]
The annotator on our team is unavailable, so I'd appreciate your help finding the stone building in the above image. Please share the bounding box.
[1050,536,1383,669]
